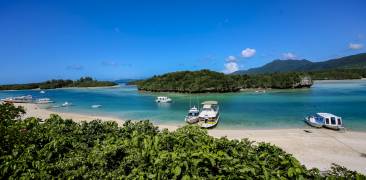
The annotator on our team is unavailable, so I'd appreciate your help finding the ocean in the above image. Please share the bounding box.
[1,80,366,131]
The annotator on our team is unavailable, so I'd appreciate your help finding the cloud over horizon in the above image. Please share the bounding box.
[241,48,256,58]
[282,52,297,60]
[349,43,364,50]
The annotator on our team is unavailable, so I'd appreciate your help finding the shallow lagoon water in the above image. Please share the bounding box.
[1,80,366,131]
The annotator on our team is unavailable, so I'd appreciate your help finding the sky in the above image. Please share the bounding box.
[0,0,365,84]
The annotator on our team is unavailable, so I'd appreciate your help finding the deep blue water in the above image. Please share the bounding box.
[1,80,366,131]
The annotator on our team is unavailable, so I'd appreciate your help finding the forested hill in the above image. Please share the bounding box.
[234,53,366,75]
[0,77,117,90]
[135,70,313,93]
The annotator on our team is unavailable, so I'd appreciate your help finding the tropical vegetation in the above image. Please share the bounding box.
[133,70,312,93]
[0,77,117,90]
[0,103,364,179]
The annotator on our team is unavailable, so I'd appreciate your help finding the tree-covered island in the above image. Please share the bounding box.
[133,70,313,93]
[0,77,117,90]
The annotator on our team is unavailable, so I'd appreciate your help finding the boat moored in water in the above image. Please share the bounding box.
[35,98,54,104]
[185,106,200,124]
[197,101,220,128]
[155,96,172,103]
[1,95,33,103]
[91,104,102,108]
[62,101,72,107]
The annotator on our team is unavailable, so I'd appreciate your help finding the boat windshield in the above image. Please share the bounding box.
[189,112,199,116]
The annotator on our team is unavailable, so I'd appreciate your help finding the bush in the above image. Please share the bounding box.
[0,103,364,179]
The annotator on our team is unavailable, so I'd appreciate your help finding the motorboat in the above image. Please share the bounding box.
[40,90,45,94]
[35,98,54,104]
[1,95,33,103]
[304,115,324,128]
[305,113,344,130]
[61,101,72,107]
[155,96,172,103]
[91,104,102,108]
[197,101,220,128]
[185,106,200,124]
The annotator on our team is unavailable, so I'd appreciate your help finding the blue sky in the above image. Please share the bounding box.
[0,0,365,84]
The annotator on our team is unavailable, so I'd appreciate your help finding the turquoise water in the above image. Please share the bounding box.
[1,80,366,131]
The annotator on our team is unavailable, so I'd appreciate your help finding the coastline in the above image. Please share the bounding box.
[16,102,366,174]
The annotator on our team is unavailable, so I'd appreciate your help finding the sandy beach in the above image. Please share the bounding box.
[16,103,366,174]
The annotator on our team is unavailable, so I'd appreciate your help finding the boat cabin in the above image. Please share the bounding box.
[316,113,342,127]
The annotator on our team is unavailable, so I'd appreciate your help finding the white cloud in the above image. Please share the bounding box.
[223,62,239,74]
[241,48,256,58]
[282,52,297,60]
[349,43,363,50]
[225,55,237,62]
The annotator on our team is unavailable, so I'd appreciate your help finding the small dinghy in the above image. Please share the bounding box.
[155,96,172,103]
[61,101,72,107]
[185,106,200,124]
[91,104,102,108]
[304,115,324,128]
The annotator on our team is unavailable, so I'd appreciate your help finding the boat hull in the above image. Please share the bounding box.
[304,117,323,128]
[324,125,344,131]
[198,116,219,129]
[185,116,199,124]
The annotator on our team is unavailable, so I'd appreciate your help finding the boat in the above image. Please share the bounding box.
[1,95,33,103]
[304,115,324,128]
[155,96,172,103]
[185,106,200,124]
[91,104,102,108]
[61,101,72,107]
[197,101,220,128]
[305,113,344,130]
[320,113,344,130]
[35,98,54,104]
[40,90,45,94]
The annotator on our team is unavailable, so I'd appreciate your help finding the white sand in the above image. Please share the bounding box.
[16,103,366,174]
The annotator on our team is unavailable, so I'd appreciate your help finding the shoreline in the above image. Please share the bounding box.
[15,102,366,174]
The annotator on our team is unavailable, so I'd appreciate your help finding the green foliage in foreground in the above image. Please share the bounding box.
[0,103,364,179]
[135,70,312,93]
[0,77,117,90]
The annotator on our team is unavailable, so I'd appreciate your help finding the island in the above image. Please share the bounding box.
[0,77,117,90]
[133,70,313,93]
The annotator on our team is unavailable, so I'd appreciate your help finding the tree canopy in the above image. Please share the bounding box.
[133,70,312,93]
[0,77,117,90]
[1,103,363,179]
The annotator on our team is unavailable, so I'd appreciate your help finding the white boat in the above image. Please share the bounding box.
[197,101,220,128]
[40,90,45,94]
[91,104,102,108]
[319,113,344,130]
[185,106,200,124]
[1,95,33,103]
[35,98,54,104]
[155,96,172,103]
[304,115,324,128]
[305,113,344,130]
[62,101,72,107]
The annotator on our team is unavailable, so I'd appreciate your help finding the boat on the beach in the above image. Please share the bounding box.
[155,96,172,103]
[304,115,324,128]
[91,104,102,108]
[1,95,33,103]
[35,98,54,104]
[185,106,200,124]
[62,101,72,107]
[197,101,220,128]
[305,113,344,130]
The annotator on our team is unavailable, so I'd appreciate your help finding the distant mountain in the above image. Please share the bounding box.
[233,53,366,75]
